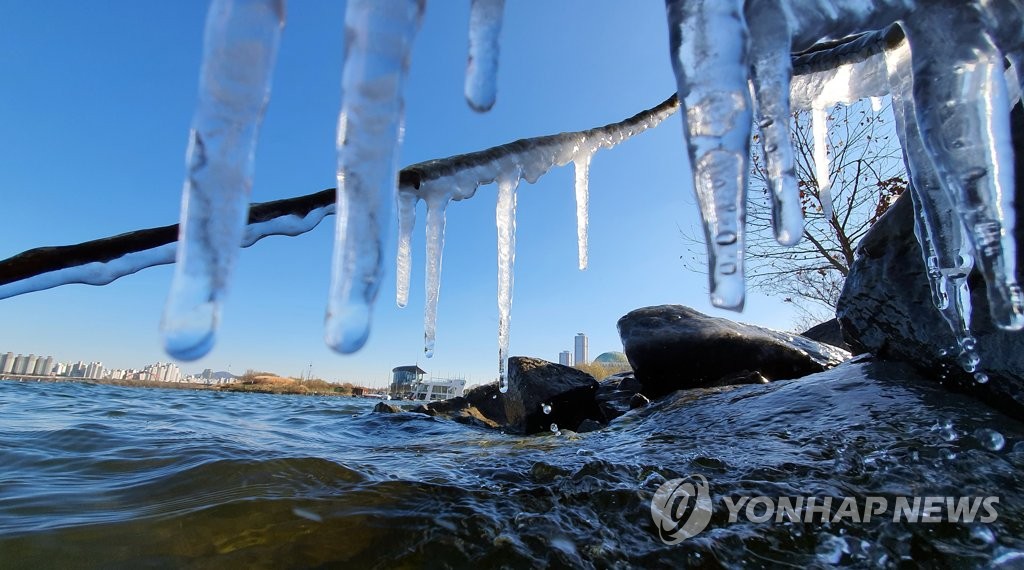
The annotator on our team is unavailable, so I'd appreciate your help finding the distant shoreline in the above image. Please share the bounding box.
[0,375,375,398]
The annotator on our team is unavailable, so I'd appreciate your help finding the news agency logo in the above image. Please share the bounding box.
[650,475,1000,544]
[650,475,713,545]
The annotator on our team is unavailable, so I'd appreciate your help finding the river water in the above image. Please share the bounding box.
[1,359,1023,568]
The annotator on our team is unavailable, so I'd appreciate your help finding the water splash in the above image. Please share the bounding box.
[325,0,424,354]
[162,0,284,361]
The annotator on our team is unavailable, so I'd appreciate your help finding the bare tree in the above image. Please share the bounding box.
[684,102,907,323]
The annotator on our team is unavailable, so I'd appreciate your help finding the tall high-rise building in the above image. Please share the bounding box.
[0,352,13,374]
[574,333,589,366]
[24,355,37,376]
[12,355,28,375]
[558,351,572,366]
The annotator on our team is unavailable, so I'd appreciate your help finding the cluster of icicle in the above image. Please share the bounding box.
[159,0,1024,385]
[664,0,1024,378]
[393,99,678,390]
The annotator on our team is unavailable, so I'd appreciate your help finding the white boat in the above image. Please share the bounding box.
[408,377,466,402]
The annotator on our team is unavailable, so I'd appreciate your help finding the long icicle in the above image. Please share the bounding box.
[811,106,834,221]
[326,0,425,354]
[161,0,284,361]
[495,169,520,392]
[746,3,803,246]
[665,0,752,311]
[395,191,417,308]
[573,152,592,270]
[423,195,449,358]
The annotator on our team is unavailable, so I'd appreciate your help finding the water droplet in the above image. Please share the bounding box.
[958,351,981,372]
[491,394,497,399]
[542,403,552,414]
[758,117,774,129]
[550,423,559,433]
[974,372,989,384]
[939,427,958,442]
[715,231,737,246]
[720,262,737,275]
[960,336,977,351]
[975,428,1006,451]
[941,448,957,460]
[938,348,950,357]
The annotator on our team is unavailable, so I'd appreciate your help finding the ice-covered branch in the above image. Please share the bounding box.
[0,97,678,300]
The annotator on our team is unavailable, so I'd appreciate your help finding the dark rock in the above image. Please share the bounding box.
[576,419,602,433]
[837,185,1024,418]
[373,402,403,414]
[412,357,604,434]
[616,374,643,393]
[595,373,641,421]
[618,305,849,398]
[503,356,603,434]
[800,319,850,351]
[629,393,650,409]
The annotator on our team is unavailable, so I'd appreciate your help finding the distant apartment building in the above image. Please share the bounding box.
[558,351,572,366]
[24,355,37,376]
[574,333,589,365]
[0,352,13,374]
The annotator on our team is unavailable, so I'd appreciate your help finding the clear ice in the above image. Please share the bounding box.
[663,0,1024,342]
[10,1,1024,385]
[465,0,505,112]
[325,0,424,354]
[161,0,284,361]
[394,97,677,384]
[495,171,519,391]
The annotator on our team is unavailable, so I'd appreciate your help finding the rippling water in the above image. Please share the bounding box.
[2,360,1023,568]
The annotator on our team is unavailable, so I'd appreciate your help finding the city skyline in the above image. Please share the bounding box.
[0,2,803,385]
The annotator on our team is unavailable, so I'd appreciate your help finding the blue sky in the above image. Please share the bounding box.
[0,1,801,387]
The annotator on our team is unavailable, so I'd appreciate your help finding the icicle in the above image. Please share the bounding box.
[423,195,450,358]
[902,9,1024,331]
[464,0,505,112]
[395,191,417,308]
[811,106,834,221]
[746,4,803,246]
[326,0,424,354]
[495,169,520,393]
[665,0,752,311]
[885,40,978,370]
[161,0,284,361]
[573,152,592,270]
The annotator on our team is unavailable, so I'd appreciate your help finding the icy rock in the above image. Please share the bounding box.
[618,305,849,399]
[837,106,1024,418]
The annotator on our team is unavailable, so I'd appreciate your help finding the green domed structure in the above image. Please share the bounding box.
[593,351,629,367]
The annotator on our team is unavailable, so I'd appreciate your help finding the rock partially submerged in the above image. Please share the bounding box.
[618,305,849,398]
[837,189,1024,418]
[384,357,605,435]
